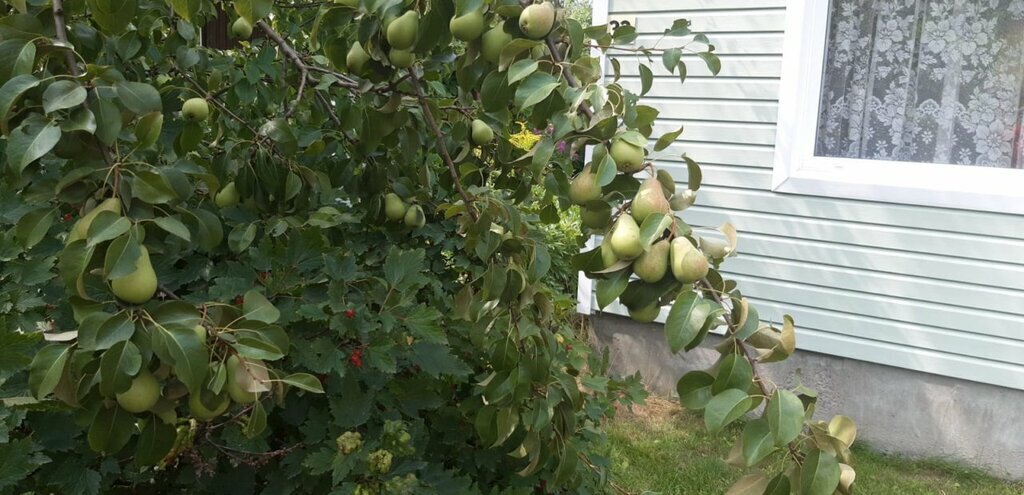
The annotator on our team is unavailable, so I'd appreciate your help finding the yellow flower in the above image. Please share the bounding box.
[508,122,541,150]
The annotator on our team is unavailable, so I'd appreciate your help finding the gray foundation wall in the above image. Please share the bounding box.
[590,314,1024,480]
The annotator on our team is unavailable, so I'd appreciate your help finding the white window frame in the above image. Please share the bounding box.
[774,0,1024,215]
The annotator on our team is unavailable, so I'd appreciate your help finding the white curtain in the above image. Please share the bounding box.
[815,0,1024,168]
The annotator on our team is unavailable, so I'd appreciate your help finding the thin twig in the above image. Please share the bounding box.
[407,69,479,221]
[257,21,308,118]
[159,284,183,301]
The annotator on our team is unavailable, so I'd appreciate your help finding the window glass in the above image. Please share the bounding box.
[815,0,1024,168]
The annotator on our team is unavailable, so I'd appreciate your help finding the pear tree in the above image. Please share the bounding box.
[0,0,856,493]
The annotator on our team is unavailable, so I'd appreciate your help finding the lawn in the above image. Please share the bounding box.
[604,397,1024,495]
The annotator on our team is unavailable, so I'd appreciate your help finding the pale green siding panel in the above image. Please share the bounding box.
[596,0,1024,388]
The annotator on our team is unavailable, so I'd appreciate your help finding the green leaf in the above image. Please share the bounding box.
[764,474,791,495]
[0,74,39,134]
[0,38,35,83]
[638,213,672,249]
[42,81,87,113]
[87,404,133,454]
[243,401,268,438]
[684,155,702,190]
[115,81,161,115]
[725,473,769,495]
[86,0,137,34]
[676,370,714,410]
[828,415,857,448]
[704,388,752,433]
[99,340,141,397]
[86,212,130,248]
[135,416,176,465]
[712,353,753,395]
[593,152,616,187]
[28,344,71,399]
[243,289,280,323]
[15,208,55,248]
[595,269,629,310]
[514,72,559,110]
[93,98,121,145]
[800,449,841,495]
[698,51,722,76]
[280,373,325,393]
[234,0,273,23]
[638,63,653,96]
[7,119,61,174]
[654,125,684,152]
[153,216,190,242]
[741,418,775,466]
[168,0,201,22]
[103,234,141,280]
[61,107,97,134]
[228,223,257,253]
[134,111,163,149]
[132,170,178,204]
[95,312,136,350]
[766,389,804,446]
[383,247,426,290]
[507,59,538,85]
[151,325,207,394]
[665,291,711,353]
[662,47,681,73]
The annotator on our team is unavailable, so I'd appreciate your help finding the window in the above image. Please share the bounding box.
[774,0,1024,213]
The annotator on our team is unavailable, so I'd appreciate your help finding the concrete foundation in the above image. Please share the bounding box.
[589,313,1024,480]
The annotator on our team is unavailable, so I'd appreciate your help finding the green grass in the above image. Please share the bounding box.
[604,397,1024,495]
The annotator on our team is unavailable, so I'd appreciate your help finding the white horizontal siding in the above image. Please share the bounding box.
[595,1,1024,389]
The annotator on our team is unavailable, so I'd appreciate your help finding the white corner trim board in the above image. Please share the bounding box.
[773,0,1024,215]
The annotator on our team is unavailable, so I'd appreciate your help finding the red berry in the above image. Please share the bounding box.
[234,296,244,305]
[348,348,364,368]
[344,309,356,319]
[62,213,72,222]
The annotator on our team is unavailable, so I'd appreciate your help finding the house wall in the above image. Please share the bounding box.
[590,0,1024,390]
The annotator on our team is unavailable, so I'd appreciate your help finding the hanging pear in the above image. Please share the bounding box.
[519,1,556,39]
[633,239,670,283]
[569,164,602,205]
[346,41,371,74]
[450,9,485,41]
[481,25,513,64]
[404,204,426,228]
[610,138,645,173]
[115,369,160,413]
[226,355,263,404]
[628,303,661,324]
[386,11,419,50]
[670,237,709,283]
[215,182,240,208]
[384,193,408,221]
[631,177,670,224]
[111,245,158,304]
[609,215,643,259]
[68,197,122,243]
[599,235,618,268]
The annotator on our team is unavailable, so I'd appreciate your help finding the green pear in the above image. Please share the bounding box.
[68,197,121,243]
[633,239,669,283]
[193,324,207,343]
[215,181,240,208]
[581,203,611,230]
[471,119,494,145]
[404,204,426,228]
[450,10,485,41]
[628,303,661,324]
[569,164,601,205]
[116,370,160,413]
[384,193,408,221]
[519,1,556,39]
[182,98,209,122]
[631,177,670,224]
[599,235,618,268]
[387,11,419,50]
[609,215,643,260]
[481,25,513,63]
[231,17,253,39]
[671,237,709,283]
[700,237,733,259]
[610,138,645,173]
[226,355,261,404]
[111,245,158,304]
[346,41,371,74]
[389,49,415,68]
[189,389,230,421]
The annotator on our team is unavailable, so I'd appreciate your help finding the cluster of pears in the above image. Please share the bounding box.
[67,197,159,305]
[344,1,557,74]
[115,349,268,423]
[384,193,426,228]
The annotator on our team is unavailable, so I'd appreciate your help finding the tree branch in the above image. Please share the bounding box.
[51,0,79,77]
[257,21,309,118]
[407,69,479,221]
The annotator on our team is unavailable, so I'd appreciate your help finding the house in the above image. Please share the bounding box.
[583,0,1024,478]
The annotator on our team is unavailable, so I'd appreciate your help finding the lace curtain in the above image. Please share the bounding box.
[815,0,1024,168]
